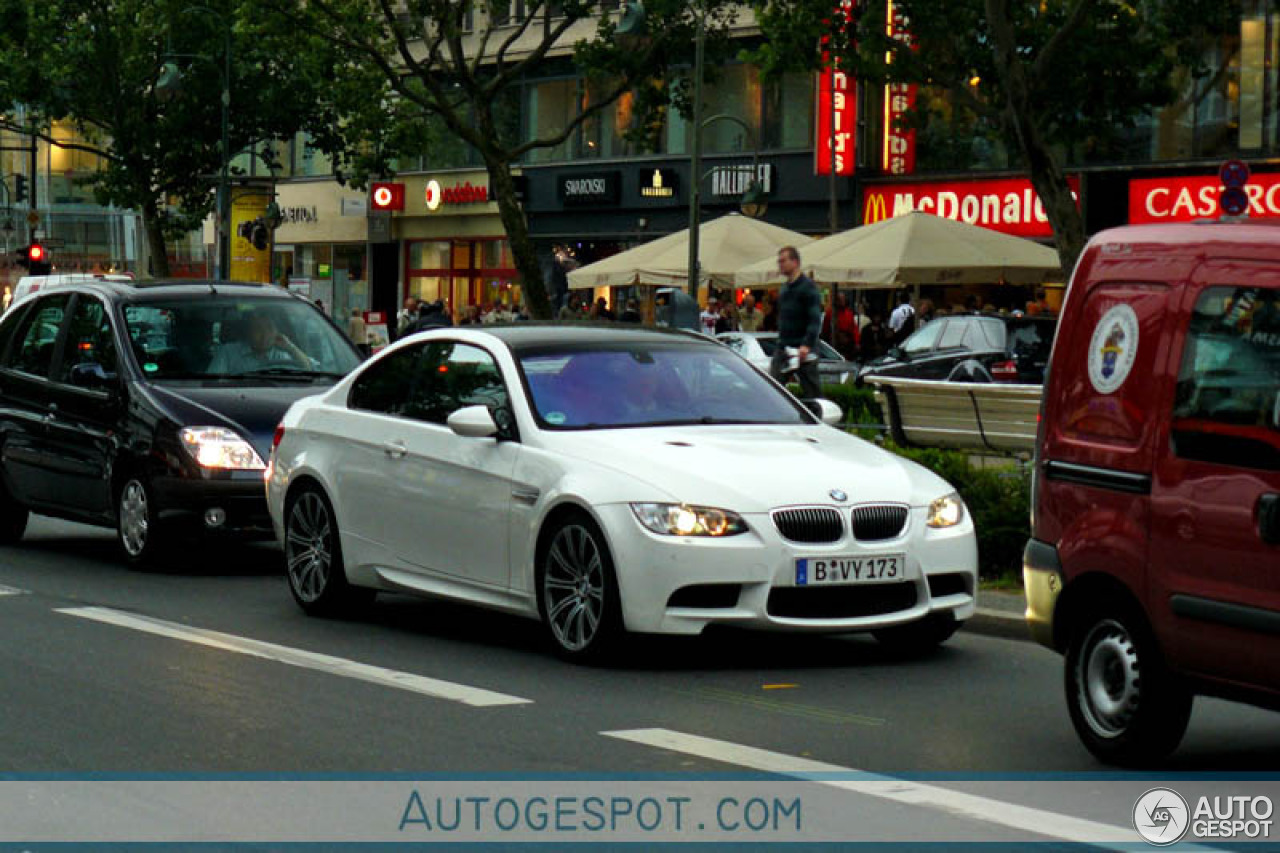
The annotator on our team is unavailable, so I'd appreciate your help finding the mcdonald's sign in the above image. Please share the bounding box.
[815,0,856,177]
[862,176,1080,238]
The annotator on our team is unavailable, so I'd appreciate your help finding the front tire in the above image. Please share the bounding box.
[284,486,374,616]
[0,478,28,544]
[1064,606,1192,766]
[537,512,623,663]
[117,477,169,567]
[873,613,960,655]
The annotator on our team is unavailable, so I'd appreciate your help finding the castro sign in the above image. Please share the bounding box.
[862,177,1080,238]
[1129,173,1280,223]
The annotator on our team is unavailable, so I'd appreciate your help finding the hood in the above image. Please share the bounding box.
[142,383,327,457]
[542,425,951,512]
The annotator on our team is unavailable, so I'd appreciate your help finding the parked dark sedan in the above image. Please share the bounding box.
[859,313,1057,385]
[0,280,360,565]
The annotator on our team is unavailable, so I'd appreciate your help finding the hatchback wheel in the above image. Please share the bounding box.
[1065,607,1192,766]
[538,513,622,662]
[284,487,373,616]
[117,477,168,567]
[0,479,28,545]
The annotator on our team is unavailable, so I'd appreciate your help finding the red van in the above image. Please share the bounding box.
[1026,223,1280,765]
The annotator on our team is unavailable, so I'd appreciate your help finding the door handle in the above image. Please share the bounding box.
[1259,494,1280,546]
[382,440,407,459]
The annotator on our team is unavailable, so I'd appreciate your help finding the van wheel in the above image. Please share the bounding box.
[1065,606,1192,766]
[117,477,169,568]
[0,479,28,544]
[873,613,960,655]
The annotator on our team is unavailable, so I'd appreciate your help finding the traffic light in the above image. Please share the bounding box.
[13,175,26,204]
[15,243,51,275]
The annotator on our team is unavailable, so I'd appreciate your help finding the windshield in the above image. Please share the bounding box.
[518,343,811,429]
[755,337,843,361]
[122,296,359,382]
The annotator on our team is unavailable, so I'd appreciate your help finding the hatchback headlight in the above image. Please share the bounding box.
[179,427,266,471]
[630,503,748,537]
[926,493,965,529]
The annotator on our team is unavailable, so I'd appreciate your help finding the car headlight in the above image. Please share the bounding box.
[926,493,965,528]
[630,503,748,537]
[179,427,266,471]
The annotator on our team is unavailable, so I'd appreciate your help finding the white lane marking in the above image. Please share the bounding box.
[602,728,1137,846]
[0,584,26,596]
[56,606,531,708]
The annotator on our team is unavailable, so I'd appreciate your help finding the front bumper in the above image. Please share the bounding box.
[151,472,273,538]
[600,503,978,635]
[1022,538,1064,650]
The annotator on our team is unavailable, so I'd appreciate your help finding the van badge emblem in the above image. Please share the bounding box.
[1087,304,1140,395]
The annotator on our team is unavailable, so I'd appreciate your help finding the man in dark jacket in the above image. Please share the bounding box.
[770,246,823,399]
[409,300,452,334]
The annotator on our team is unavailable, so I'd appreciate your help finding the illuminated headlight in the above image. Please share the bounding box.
[630,503,748,537]
[926,493,965,529]
[179,427,266,471]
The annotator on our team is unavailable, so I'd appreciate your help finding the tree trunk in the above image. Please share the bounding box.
[485,157,551,320]
[984,0,1087,277]
[141,203,171,278]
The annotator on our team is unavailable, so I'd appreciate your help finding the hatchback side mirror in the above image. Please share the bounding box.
[447,404,499,439]
[68,361,116,392]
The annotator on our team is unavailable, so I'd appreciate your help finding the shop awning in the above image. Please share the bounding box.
[734,211,1063,288]
[567,213,813,290]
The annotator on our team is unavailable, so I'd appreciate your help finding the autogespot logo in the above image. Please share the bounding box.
[1134,787,1190,846]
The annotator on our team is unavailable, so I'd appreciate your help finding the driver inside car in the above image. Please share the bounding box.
[207,311,313,374]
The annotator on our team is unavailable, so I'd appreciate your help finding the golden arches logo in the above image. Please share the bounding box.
[864,193,889,224]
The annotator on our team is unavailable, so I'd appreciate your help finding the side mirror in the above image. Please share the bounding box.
[68,361,116,391]
[889,347,907,361]
[447,404,499,439]
[805,398,843,426]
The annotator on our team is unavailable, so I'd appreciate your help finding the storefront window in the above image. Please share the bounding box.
[406,238,520,316]
[295,132,333,177]
[526,78,580,163]
[667,64,763,155]
[409,241,452,271]
[762,72,815,150]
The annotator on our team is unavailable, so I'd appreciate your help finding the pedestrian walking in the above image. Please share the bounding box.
[888,291,916,344]
[346,308,370,357]
[769,246,822,399]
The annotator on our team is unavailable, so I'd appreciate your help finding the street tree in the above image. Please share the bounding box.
[752,0,1238,273]
[0,0,347,275]
[269,0,739,319]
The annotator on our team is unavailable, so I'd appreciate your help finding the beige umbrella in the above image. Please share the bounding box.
[567,213,813,290]
[734,211,1063,288]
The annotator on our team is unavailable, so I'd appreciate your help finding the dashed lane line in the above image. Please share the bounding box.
[56,606,532,708]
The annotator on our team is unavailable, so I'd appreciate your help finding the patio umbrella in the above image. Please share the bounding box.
[567,213,813,290]
[734,211,1063,288]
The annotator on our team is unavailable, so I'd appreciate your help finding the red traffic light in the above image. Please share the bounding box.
[27,243,45,262]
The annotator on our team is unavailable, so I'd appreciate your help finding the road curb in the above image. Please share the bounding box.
[963,607,1032,642]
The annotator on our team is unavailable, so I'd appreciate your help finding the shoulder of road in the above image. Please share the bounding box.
[969,588,1030,642]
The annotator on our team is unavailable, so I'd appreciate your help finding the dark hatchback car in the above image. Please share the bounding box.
[859,313,1057,385]
[0,280,360,565]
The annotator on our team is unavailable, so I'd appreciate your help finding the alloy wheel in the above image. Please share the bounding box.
[543,524,605,652]
[119,480,149,557]
[1076,618,1141,738]
[286,492,332,603]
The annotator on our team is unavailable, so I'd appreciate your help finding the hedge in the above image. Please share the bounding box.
[812,384,1030,580]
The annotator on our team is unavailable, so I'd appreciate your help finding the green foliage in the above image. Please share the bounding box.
[0,0,352,270]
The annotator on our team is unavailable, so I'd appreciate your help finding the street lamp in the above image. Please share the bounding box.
[618,2,768,300]
[155,5,232,281]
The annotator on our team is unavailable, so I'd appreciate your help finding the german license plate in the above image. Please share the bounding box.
[795,554,905,586]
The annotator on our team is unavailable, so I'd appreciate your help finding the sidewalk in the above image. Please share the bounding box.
[965,587,1031,642]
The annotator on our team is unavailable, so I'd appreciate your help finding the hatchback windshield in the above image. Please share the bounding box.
[122,296,359,381]
[518,343,810,429]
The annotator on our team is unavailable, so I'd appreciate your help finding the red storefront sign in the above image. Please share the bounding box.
[1129,173,1280,223]
[815,0,856,176]
[863,176,1081,238]
[882,0,916,175]
[370,182,406,211]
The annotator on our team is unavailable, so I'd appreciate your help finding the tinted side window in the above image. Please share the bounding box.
[901,320,943,354]
[348,345,422,415]
[1172,286,1280,470]
[937,320,967,349]
[9,295,70,379]
[57,297,118,384]
[410,342,509,425]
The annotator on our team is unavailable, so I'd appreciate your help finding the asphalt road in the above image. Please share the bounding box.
[3,516,1279,844]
